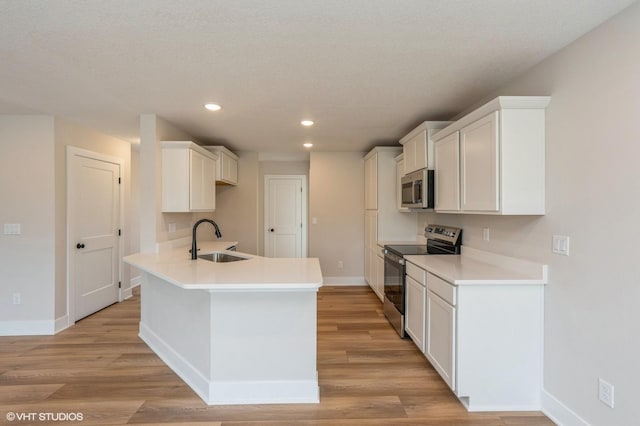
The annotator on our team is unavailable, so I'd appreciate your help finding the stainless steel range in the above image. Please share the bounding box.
[383,225,462,337]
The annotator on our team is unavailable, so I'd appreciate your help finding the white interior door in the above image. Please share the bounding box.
[264,175,307,258]
[68,148,121,321]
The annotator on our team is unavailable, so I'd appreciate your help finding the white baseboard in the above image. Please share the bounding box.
[122,276,141,300]
[139,321,211,403]
[54,315,70,334]
[322,276,367,286]
[542,388,590,426]
[209,379,319,405]
[131,275,141,288]
[139,321,319,405]
[121,287,133,300]
[0,320,54,336]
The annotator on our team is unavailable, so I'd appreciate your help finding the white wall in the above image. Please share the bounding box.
[54,119,132,317]
[257,160,310,256]
[210,151,260,254]
[0,116,55,332]
[309,152,365,281]
[419,3,640,424]
[0,116,132,333]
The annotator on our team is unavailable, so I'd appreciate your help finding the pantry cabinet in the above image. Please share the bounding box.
[375,250,385,302]
[162,141,217,212]
[364,147,417,299]
[203,145,239,185]
[433,96,550,215]
[400,121,450,175]
[364,210,378,289]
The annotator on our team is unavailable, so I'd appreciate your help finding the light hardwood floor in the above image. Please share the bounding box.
[0,286,554,425]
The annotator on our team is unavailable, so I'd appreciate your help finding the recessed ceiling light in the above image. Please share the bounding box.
[303,143,313,148]
[204,103,221,111]
[301,120,314,127]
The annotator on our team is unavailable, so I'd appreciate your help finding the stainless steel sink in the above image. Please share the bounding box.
[198,252,248,263]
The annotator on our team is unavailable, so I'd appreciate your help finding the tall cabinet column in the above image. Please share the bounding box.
[363,147,416,301]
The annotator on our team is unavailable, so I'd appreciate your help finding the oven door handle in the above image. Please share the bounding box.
[384,250,405,265]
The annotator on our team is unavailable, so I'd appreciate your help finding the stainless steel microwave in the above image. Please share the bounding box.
[401,168,434,209]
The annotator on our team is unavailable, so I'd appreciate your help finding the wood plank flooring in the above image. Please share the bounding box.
[0,286,554,425]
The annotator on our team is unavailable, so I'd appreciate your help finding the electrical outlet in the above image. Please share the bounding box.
[168,223,177,233]
[12,293,21,305]
[483,228,490,241]
[337,261,344,269]
[598,378,614,408]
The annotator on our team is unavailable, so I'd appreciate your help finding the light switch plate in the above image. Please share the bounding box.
[552,235,570,256]
[3,224,21,235]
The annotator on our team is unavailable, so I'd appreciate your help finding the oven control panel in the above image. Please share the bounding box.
[425,225,462,245]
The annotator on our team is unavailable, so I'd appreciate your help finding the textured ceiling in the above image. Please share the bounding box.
[0,0,636,152]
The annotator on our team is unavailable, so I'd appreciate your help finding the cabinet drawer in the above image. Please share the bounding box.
[427,272,456,305]
[406,262,426,286]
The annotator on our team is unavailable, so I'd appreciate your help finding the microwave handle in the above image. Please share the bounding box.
[413,179,421,203]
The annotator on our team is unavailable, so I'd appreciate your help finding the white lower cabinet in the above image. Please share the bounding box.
[426,288,456,390]
[364,211,377,288]
[405,276,426,352]
[374,252,384,302]
[404,263,544,411]
[405,261,426,351]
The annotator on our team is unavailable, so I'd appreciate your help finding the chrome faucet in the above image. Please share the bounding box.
[191,219,222,260]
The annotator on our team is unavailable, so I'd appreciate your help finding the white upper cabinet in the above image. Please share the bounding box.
[400,121,451,175]
[202,145,239,185]
[162,141,217,212]
[460,112,499,212]
[433,96,550,215]
[394,154,410,212]
[434,132,461,212]
[364,152,378,210]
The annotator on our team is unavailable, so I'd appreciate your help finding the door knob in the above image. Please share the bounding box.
[76,243,85,249]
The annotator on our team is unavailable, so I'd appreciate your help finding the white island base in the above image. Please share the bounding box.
[139,273,320,405]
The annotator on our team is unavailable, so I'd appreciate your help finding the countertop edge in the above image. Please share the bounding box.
[404,251,547,286]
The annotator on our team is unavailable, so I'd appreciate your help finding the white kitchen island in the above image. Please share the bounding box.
[124,242,323,405]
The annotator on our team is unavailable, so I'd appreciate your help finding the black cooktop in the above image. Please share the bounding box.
[384,225,463,257]
[385,245,432,256]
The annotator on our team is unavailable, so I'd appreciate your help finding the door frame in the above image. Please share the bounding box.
[263,175,308,258]
[66,146,124,326]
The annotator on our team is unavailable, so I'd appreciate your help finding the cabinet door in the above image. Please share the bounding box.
[364,212,377,286]
[426,290,456,391]
[405,276,426,352]
[375,253,384,302]
[396,158,410,212]
[364,154,378,210]
[434,132,461,212]
[460,112,499,212]
[402,131,427,174]
[414,132,428,171]
[402,139,415,174]
[189,149,216,211]
[220,152,238,184]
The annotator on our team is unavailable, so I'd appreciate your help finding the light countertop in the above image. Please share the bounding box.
[124,241,323,291]
[405,247,547,285]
